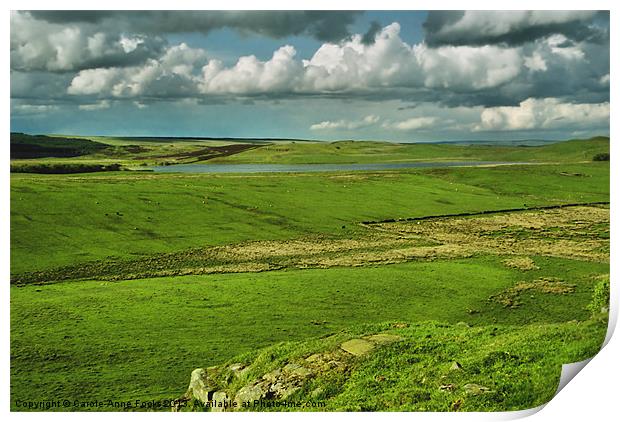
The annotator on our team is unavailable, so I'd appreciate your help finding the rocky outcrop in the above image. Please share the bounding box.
[340,339,374,356]
[184,367,221,404]
[176,332,403,411]
[233,362,316,405]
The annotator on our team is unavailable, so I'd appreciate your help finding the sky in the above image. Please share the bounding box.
[9,10,610,142]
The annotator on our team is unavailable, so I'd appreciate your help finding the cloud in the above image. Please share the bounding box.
[11,103,59,114]
[308,98,609,136]
[199,45,303,95]
[67,43,208,98]
[72,22,531,101]
[310,115,380,130]
[507,34,608,103]
[28,11,362,42]
[385,116,437,131]
[10,13,609,117]
[310,114,440,132]
[423,11,607,46]
[415,43,522,90]
[28,11,117,24]
[524,52,547,72]
[361,21,382,45]
[78,100,111,111]
[300,23,422,92]
[10,70,73,100]
[599,74,610,85]
[474,98,609,131]
[10,12,166,72]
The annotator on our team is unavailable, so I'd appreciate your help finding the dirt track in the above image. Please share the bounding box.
[152,143,264,163]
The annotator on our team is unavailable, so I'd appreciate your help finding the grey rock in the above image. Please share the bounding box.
[211,391,229,412]
[228,363,249,380]
[235,383,265,403]
[280,386,300,400]
[262,368,282,383]
[186,367,219,404]
[283,363,313,379]
[269,380,301,400]
[229,363,245,372]
[305,353,322,363]
[269,381,286,396]
[340,338,375,356]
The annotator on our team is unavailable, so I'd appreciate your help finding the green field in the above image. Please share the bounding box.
[206,137,610,164]
[10,136,610,411]
[11,133,610,169]
[10,162,609,274]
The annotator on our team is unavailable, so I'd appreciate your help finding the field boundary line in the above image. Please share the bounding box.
[360,201,610,225]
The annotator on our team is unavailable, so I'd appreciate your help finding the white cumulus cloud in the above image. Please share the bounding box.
[310,115,380,131]
[67,23,530,99]
[78,100,111,111]
[474,98,609,131]
[385,116,438,131]
[58,19,608,122]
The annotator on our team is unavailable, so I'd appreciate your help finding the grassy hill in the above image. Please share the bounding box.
[11,133,268,170]
[178,317,607,412]
[10,162,609,274]
[10,133,110,159]
[10,255,609,411]
[205,137,610,165]
[11,135,610,169]
[10,135,610,412]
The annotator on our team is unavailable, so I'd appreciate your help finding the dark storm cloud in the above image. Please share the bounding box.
[361,21,382,45]
[29,10,117,23]
[422,10,464,41]
[423,10,608,46]
[10,71,74,100]
[29,10,363,42]
[79,37,167,70]
[428,87,608,109]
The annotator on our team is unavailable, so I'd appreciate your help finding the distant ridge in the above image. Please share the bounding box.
[76,135,319,144]
[17,132,609,146]
[10,132,109,159]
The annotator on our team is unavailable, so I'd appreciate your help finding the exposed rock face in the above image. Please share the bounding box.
[211,391,229,412]
[228,362,249,379]
[340,333,402,356]
[234,362,316,404]
[235,384,264,403]
[179,331,403,411]
[283,363,313,378]
[340,339,375,356]
[179,365,242,411]
[185,367,220,404]
[304,349,350,373]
